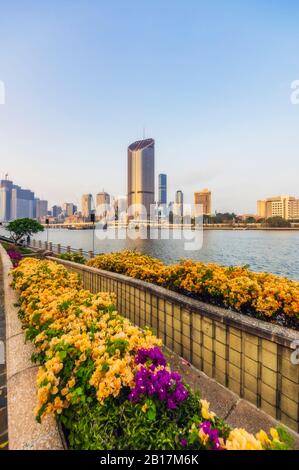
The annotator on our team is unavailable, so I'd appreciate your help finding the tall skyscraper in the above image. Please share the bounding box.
[114,196,127,222]
[35,199,48,219]
[81,194,93,220]
[127,138,155,219]
[194,189,212,216]
[0,176,47,221]
[158,174,167,205]
[52,205,62,218]
[11,186,35,219]
[96,192,110,219]
[0,177,13,221]
[62,202,76,217]
[175,190,184,218]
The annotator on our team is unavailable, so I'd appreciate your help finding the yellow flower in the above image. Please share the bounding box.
[141,403,149,413]
[200,399,216,421]
[256,430,270,447]
[225,428,263,450]
[198,429,209,445]
[270,428,279,441]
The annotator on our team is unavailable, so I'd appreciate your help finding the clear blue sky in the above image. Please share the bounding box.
[0,0,298,213]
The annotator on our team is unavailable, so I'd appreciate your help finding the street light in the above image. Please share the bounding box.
[45,218,49,245]
[90,212,95,255]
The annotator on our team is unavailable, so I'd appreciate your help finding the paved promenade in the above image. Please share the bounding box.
[168,350,299,448]
[0,260,8,450]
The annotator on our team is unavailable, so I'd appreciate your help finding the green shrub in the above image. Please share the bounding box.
[61,390,206,450]
[59,252,86,264]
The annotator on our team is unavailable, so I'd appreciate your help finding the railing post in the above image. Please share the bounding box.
[67,246,71,253]
[79,248,83,256]
[32,239,36,248]
[44,241,48,250]
[38,240,42,248]
[49,242,53,252]
[88,251,94,259]
[57,244,61,254]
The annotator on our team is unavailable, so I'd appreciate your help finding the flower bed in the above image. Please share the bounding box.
[11,258,293,450]
[87,251,299,330]
[0,241,30,266]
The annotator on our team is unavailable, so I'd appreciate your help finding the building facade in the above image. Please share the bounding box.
[158,173,167,205]
[257,195,299,220]
[35,199,48,220]
[127,138,155,219]
[62,203,76,217]
[194,189,212,216]
[174,190,184,218]
[96,192,110,219]
[81,194,93,220]
[0,178,13,222]
[11,186,35,219]
[52,205,62,218]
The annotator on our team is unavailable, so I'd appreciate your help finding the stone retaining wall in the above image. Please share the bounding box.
[50,257,299,433]
[0,245,64,450]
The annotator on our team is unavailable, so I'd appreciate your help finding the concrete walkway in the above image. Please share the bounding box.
[168,349,299,449]
[0,257,8,450]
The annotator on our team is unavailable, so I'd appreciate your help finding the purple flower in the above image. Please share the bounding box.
[180,439,188,447]
[199,421,223,450]
[129,349,189,410]
[7,249,22,266]
[135,347,166,367]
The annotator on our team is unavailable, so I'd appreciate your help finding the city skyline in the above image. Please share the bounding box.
[0,1,299,213]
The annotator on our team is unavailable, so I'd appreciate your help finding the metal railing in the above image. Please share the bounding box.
[30,239,96,259]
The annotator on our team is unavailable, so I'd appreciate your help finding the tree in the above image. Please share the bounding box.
[210,213,237,224]
[245,217,257,224]
[7,218,44,243]
[266,216,291,228]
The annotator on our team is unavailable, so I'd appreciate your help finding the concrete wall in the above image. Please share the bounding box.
[51,257,299,433]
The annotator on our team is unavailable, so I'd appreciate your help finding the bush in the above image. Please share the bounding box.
[58,252,86,264]
[266,217,291,228]
[1,241,23,266]
[11,258,292,450]
[87,251,299,330]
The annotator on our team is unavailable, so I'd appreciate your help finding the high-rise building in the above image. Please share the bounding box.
[62,203,76,217]
[35,199,48,220]
[158,174,167,206]
[257,195,299,220]
[194,189,212,216]
[96,192,110,219]
[11,186,35,219]
[174,190,184,218]
[127,138,155,219]
[81,194,93,220]
[114,196,127,222]
[0,176,48,221]
[52,205,62,218]
[0,177,13,221]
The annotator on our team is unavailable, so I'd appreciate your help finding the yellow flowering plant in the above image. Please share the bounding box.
[87,251,299,329]
[11,258,293,450]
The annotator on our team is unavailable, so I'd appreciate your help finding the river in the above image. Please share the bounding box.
[2,226,298,281]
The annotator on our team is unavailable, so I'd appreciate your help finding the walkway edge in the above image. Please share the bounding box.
[0,245,64,450]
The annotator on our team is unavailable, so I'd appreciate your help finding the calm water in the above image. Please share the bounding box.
[2,226,298,281]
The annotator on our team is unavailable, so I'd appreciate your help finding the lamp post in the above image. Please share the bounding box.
[90,212,95,256]
[45,218,49,247]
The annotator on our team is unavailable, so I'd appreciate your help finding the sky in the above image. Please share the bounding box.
[0,0,299,213]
